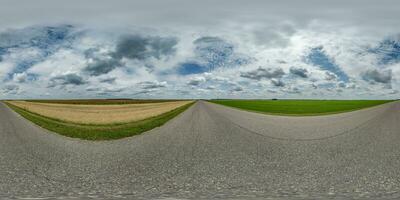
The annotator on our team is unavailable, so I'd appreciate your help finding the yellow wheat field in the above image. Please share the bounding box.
[8,100,192,125]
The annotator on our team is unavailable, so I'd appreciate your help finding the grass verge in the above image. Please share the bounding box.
[209,100,394,116]
[6,102,194,140]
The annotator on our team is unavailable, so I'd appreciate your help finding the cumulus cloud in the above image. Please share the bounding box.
[177,36,250,75]
[0,25,77,78]
[370,36,400,65]
[1,84,19,94]
[289,67,308,78]
[324,72,337,81]
[0,2,400,100]
[99,77,116,84]
[84,58,122,76]
[271,79,285,87]
[48,73,87,87]
[137,81,167,89]
[187,77,206,86]
[361,69,392,84]
[240,67,285,80]
[83,34,178,76]
[113,35,177,60]
[231,86,243,92]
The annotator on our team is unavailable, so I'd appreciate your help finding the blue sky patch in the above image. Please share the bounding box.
[369,38,400,65]
[194,36,235,70]
[0,25,76,80]
[178,62,208,75]
[306,46,349,82]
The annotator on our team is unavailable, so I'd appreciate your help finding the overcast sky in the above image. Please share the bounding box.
[0,0,399,99]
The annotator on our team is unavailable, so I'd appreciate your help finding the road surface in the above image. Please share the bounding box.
[0,101,400,199]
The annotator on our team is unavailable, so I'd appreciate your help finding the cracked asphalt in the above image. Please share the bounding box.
[0,100,400,200]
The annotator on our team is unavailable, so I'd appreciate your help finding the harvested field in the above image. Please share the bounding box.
[26,99,181,105]
[7,100,192,125]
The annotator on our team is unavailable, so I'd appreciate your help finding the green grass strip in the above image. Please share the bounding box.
[6,102,194,140]
[209,100,394,116]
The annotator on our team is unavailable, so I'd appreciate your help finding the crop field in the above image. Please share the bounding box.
[26,99,182,105]
[210,99,394,115]
[8,100,192,125]
[5,100,193,140]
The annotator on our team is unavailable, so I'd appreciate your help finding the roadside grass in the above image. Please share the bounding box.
[209,100,394,116]
[6,102,194,140]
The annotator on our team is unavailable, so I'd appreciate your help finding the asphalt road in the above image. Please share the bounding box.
[0,100,400,200]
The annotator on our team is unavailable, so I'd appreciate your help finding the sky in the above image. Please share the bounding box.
[0,0,399,99]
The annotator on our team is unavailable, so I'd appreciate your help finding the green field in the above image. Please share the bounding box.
[209,100,394,116]
[6,102,193,140]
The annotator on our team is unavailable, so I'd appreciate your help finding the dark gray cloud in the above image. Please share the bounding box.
[102,88,124,93]
[290,67,308,78]
[232,86,243,92]
[188,79,202,86]
[338,82,346,88]
[137,81,167,89]
[271,79,285,87]
[114,35,177,60]
[84,58,122,76]
[99,77,116,84]
[286,87,301,94]
[49,73,86,87]
[83,35,177,76]
[206,86,215,90]
[240,67,285,80]
[361,69,392,84]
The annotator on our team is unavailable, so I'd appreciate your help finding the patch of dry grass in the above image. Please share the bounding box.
[7,100,192,125]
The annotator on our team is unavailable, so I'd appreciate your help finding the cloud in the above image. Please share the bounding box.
[137,81,167,89]
[231,86,243,92]
[99,77,116,84]
[187,77,206,86]
[324,71,337,81]
[271,79,285,87]
[48,73,86,87]
[206,86,215,90]
[181,36,250,75]
[113,35,177,60]
[84,58,122,76]
[194,37,234,68]
[12,72,38,83]
[338,82,346,88]
[1,7,400,100]
[0,25,77,78]
[361,69,392,84]
[240,67,285,80]
[370,36,400,65]
[1,84,19,94]
[289,67,308,78]
[83,34,178,76]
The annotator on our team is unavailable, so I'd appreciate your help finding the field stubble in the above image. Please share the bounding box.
[7,100,192,125]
